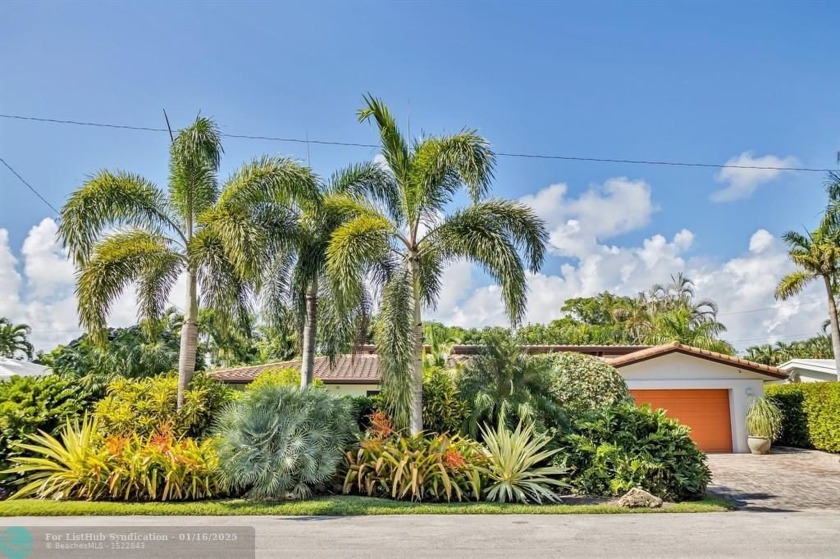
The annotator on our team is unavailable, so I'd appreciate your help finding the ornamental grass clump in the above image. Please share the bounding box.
[746,397,783,440]
[215,385,356,500]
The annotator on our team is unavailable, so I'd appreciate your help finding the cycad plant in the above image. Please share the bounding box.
[58,116,318,407]
[327,95,547,432]
[214,384,356,500]
[479,415,567,504]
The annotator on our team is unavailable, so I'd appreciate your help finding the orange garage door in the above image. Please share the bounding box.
[630,389,732,453]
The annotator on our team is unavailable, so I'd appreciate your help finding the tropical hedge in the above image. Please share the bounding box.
[766,383,840,453]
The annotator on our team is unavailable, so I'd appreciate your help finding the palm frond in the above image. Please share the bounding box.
[775,270,814,300]
[357,94,411,185]
[58,171,179,265]
[168,116,223,223]
[76,230,182,343]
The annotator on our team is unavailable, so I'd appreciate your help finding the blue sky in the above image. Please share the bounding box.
[1,1,838,350]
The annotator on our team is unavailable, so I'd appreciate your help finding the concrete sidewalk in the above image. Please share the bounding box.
[4,512,840,558]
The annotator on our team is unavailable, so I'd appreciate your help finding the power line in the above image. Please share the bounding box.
[0,156,59,214]
[1,113,834,173]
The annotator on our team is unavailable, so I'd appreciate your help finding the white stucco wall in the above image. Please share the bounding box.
[617,353,769,453]
[323,383,380,397]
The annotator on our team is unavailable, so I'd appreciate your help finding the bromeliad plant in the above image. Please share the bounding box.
[343,431,486,502]
[478,416,567,504]
[3,417,221,501]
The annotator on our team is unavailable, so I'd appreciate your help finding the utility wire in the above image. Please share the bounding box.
[1,113,834,173]
[0,156,59,214]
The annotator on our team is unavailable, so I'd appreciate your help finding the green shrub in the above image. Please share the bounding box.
[215,385,356,500]
[4,416,221,501]
[553,403,710,501]
[94,373,233,439]
[479,417,567,504]
[0,375,99,493]
[766,383,840,452]
[423,367,469,435]
[534,352,632,415]
[343,432,486,502]
[248,367,323,391]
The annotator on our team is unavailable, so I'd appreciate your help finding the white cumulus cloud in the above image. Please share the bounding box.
[711,151,798,202]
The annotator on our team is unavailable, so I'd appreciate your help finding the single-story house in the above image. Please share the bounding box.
[209,342,786,454]
[778,359,838,383]
[0,358,52,382]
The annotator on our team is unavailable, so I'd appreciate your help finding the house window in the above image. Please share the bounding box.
[366,390,380,397]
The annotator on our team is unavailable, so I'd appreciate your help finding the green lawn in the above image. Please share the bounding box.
[0,495,733,516]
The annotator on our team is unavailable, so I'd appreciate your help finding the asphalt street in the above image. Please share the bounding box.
[4,512,840,558]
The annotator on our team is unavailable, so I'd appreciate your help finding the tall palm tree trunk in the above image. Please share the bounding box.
[300,278,318,387]
[409,256,424,434]
[822,275,840,382]
[177,271,199,408]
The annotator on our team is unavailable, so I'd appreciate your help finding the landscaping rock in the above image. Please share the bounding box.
[618,488,663,508]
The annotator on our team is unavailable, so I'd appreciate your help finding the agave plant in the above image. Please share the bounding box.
[214,385,356,500]
[479,416,567,504]
[3,415,110,500]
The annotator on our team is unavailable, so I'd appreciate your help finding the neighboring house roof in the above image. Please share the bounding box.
[778,359,835,374]
[778,359,836,382]
[209,344,650,384]
[607,342,787,380]
[210,354,381,384]
[0,358,52,381]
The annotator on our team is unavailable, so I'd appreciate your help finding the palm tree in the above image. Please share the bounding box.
[0,317,34,360]
[327,95,547,432]
[58,116,317,406]
[776,224,840,381]
[278,163,391,386]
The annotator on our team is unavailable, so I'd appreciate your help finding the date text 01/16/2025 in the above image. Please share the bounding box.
[0,526,256,559]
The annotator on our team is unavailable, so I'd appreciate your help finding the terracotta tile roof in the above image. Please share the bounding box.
[209,355,381,384]
[606,341,787,380]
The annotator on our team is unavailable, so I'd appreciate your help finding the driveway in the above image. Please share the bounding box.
[707,447,840,511]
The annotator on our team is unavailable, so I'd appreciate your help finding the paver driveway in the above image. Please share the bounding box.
[707,447,840,511]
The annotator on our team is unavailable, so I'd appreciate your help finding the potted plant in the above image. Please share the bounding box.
[745,396,783,455]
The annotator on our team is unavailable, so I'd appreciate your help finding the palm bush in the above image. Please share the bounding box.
[343,432,486,502]
[478,417,567,504]
[459,331,563,437]
[215,385,356,500]
[248,367,323,391]
[553,403,710,501]
[746,397,783,440]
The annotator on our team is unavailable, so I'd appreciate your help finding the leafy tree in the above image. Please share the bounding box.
[327,95,547,432]
[776,175,840,382]
[58,116,317,407]
[0,318,34,360]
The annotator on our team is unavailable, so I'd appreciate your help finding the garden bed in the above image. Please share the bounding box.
[0,495,733,517]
